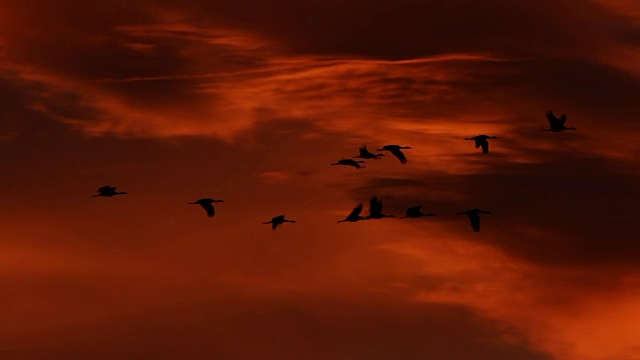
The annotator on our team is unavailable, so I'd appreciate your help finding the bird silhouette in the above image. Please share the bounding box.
[465,135,497,154]
[400,205,435,219]
[366,196,395,219]
[377,145,411,164]
[544,111,576,132]
[337,203,365,223]
[263,215,296,230]
[331,158,366,169]
[352,145,384,160]
[188,198,224,217]
[93,186,127,197]
[457,209,491,232]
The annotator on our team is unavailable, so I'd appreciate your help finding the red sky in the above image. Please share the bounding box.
[1,1,640,359]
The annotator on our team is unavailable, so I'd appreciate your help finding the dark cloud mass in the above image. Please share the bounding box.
[1,1,640,359]
[0,297,550,360]
[353,156,640,266]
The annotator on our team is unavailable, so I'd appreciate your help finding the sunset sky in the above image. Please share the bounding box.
[1,1,640,359]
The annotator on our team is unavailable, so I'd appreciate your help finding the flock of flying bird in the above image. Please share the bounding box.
[93,112,576,232]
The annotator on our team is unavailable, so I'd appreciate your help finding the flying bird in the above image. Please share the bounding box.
[188,198,224,217]
[93,186,127,197]
[331,158,366,169]
[457,209,491,232]
[366,196,395,219]
[337,203,365,223]
[544,111,576,132]
[465,135,497,154]
[263,215,296,230]
[377,145,411,164]
[400,206,435,219]
[352,145,384,160]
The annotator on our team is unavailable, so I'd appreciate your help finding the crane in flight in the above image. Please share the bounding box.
[331,158,366,169]
[377,145,411,164]
[400,206,435,219]
[263,215,297,230]
[188,198,224,217]
[337,203,366,223]
[465,135,497,154]
[93,186,127,197]
[352,145,384,160]
[366,196,395,219]
[544,111,576,132]
[457,209,491,232]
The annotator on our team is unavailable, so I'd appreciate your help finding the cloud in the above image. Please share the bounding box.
[0,292,551,360]
[0,0,638,150]
[351,153,640,266]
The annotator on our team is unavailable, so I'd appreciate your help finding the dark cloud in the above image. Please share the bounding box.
[171,0,627,58]
[0,296,550,360]
[351,154,640,266]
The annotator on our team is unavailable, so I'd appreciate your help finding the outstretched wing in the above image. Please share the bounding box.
[559,114,567,125]
[200,202,215,217]
[468,213,481,232]
[348,203,363,218]
[480,139,489,154]
[406,206,422,217]
[546,112,560,127]
[98,186,114,192]
[390,148,407,164]
[369,196,383,217]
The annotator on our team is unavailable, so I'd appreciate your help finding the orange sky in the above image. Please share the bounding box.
[1,1,640,359]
